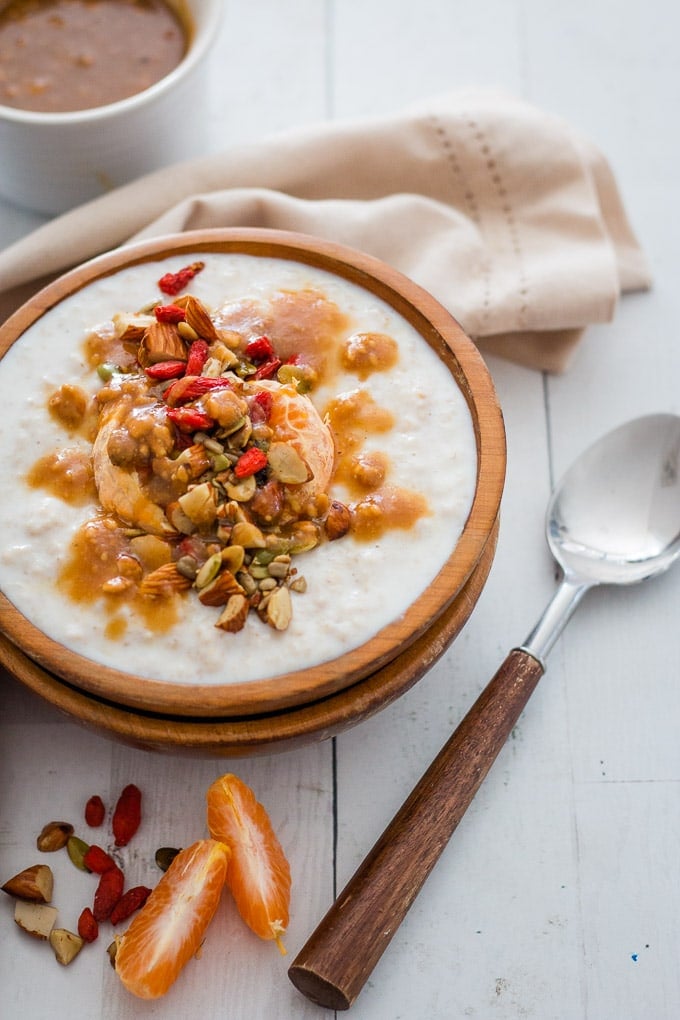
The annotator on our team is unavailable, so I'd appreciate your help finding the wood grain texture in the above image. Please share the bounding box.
[0,521,498,755]
[288,648,544,1008]
[0,229,505,717]
[2,1,680,1017]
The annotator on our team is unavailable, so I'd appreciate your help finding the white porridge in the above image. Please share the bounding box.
[0,253,477,686]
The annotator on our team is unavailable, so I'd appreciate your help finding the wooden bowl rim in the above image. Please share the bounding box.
[0,228,505,716]
[1,519,499,755]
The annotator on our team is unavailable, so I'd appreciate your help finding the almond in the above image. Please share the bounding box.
[139,320,187,366]
[138,562,192,598]
[199,570,245,607]
[182,294,219,342]
[215,593,249,632]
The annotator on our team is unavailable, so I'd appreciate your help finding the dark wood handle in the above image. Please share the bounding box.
[288,648,544,1010]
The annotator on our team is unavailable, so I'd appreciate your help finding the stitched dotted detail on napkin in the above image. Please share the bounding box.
[428,114,492,334]
[466,117,530,329]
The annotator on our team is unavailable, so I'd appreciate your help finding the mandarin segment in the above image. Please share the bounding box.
[206,774,291,953]
[114,839,230,1000]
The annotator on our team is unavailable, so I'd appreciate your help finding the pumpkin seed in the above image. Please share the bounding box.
[194,552,223,589]
[66,835,91,872]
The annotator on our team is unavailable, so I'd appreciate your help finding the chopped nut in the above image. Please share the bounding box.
[36,821,74,852]
[215,594,249,632]
[49,928,84,965]
[198,570,245,606]
[265,585,293,631]
[139,562,192,598]
[182,295,219,342]
[230,521,266,549]
[178,482,218,527]
[220,544,245,573]
[325,499,352,541]
[2,864,53,903]
[128,534,173,571]
[175,443,212,479]
[267,442,312,485]
[14,900,58,940]
[112,311,154,343]
[139,320,187,366]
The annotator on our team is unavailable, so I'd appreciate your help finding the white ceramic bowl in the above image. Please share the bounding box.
[0,0,222,215]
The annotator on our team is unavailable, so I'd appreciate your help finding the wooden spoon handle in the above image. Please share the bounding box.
[288,647,544,1011]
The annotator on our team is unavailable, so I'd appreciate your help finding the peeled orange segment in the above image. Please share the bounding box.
[260,382,335,502]
[206,773,291,952]
[115,839,229,1000]
[92,394,174,536]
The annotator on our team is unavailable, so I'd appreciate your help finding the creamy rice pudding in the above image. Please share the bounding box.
[0,253,477,686]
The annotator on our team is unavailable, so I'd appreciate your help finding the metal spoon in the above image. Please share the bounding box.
[289,413,680,1011]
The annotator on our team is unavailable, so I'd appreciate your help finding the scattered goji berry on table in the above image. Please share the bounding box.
[184,339,210,376]
[93,865,125,921]
[234,447,268,478]
[154,303,187,324]
[245,336,275,362]
[166,406,215,434]
[83,844,117,874]
[109,885,152,925]
[157,261,205,296]
[145,360,187,381]
[84,795,105,827]
[112,784,142,847]
[77,906,99,943]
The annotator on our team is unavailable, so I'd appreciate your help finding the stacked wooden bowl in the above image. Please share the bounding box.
[0,230,505,756]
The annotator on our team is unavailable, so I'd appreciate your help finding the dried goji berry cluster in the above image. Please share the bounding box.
[77,784,150,945]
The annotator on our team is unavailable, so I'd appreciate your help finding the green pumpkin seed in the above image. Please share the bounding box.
[67,836,91,872]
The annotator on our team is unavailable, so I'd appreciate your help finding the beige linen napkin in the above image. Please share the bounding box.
[0,90,650,372]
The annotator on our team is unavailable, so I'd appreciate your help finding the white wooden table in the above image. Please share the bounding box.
[1,3,679,1018]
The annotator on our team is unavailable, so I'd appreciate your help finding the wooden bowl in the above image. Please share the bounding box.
[0,519,498,756]
[0,229,505,717]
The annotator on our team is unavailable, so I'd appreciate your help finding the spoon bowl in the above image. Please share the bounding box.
[289,413,680,1011]
[548,413,680,584]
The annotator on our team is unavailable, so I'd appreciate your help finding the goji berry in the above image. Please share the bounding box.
[234,447,268,479]
[83,844,117,874]
[250,389,273,423]
[253,357,282,380]
[154,303,186,324]
[167,406,215,434]
[145,360,186,381]
[184,339,209,376]
[93,865,125,921]
[164,375,229,408]
[112,784,142,847]
[109,885,152,925]
[157,261,205,296]
[245,336,275,362]
[84,795,105,827]
[77,906,99,943]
